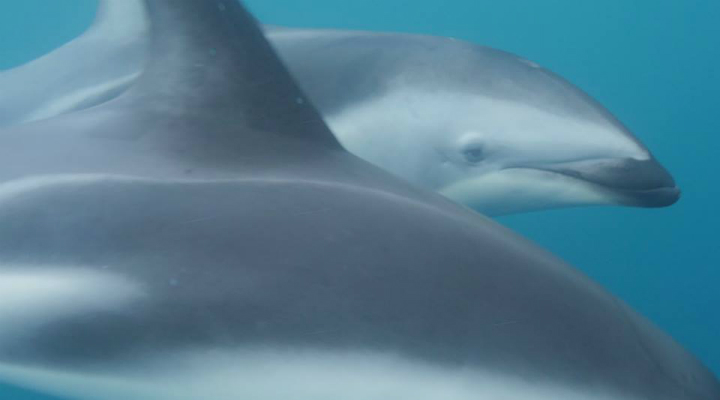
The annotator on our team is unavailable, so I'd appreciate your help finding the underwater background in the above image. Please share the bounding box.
[0,0,717,398]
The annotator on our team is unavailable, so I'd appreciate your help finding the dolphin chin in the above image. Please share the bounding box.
[547,171,681,208]
[615,186,681,208]
[534,157,681,208]
[440,162,680,216]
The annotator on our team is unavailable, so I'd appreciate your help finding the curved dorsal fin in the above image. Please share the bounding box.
[125,0,341,150]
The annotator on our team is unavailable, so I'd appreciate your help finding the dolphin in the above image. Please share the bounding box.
[0,0,679,216]
[0,1,716,399]
[266,27,680,215]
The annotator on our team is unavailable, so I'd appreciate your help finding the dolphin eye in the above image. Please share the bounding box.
[462,147,484,164]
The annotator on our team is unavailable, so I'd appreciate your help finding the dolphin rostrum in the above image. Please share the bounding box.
[0,0,679,216]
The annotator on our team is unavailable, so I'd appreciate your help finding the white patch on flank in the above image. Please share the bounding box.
[0,268,143,341]
[328,89,649,169]
[0,349,640,400]
[325,89,650,214]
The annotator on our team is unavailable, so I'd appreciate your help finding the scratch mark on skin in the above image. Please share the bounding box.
[177,215,226,225]
[492,321,518,327]
[294,208,332,216]
[305,328,341,336]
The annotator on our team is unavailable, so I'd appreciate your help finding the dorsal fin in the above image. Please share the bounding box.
[124,0,341,150]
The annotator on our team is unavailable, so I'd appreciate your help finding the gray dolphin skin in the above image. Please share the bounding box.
[0,1,147,126]
[0,1,716,399]
[0,0,679,216]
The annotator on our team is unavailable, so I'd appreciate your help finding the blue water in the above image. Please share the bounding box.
[0,0,718,398]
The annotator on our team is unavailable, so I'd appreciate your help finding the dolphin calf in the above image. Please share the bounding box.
[0,1,716,399]
[0,0,679,216]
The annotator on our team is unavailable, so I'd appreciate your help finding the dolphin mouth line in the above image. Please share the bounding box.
[508,167,681,208]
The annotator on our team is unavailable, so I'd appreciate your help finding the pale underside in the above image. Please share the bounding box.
[0,348,637,400]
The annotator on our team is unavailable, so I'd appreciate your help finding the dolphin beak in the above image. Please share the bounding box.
[536,157,681,208]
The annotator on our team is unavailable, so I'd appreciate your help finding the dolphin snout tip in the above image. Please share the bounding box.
[601,157,681,208]
[626,185,681,208]
[617,157,681,208]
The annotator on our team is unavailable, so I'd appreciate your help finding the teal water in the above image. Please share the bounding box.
[0,0,718,398]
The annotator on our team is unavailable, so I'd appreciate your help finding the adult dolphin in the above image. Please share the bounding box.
[0,1,715,399]
[267,27,679,215]
[0,0,679,216]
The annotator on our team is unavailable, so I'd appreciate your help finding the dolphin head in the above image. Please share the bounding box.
[322,37,680,216]
[431,90,680,215]
[428,45,681,215]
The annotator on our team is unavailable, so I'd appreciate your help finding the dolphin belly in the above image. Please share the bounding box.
[0,349,644,400]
